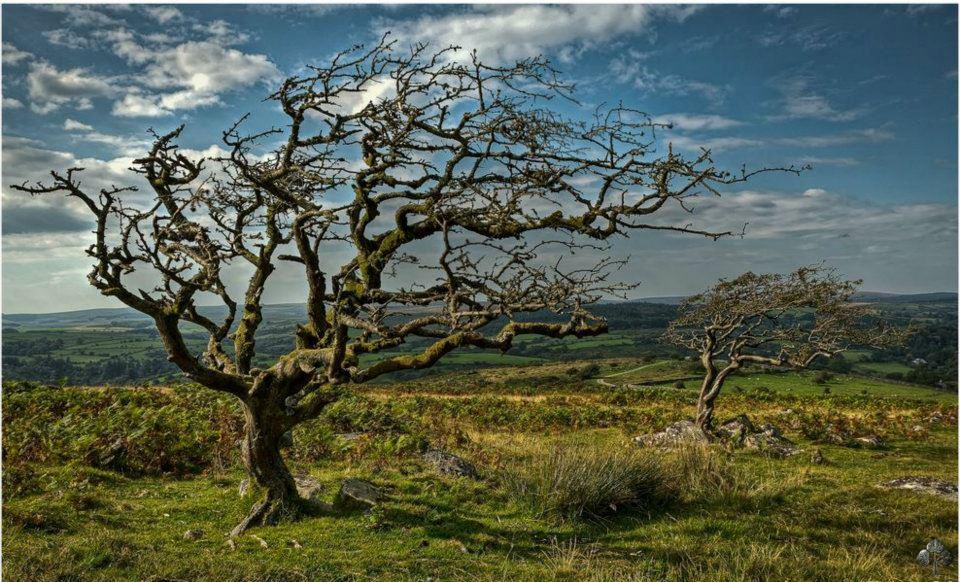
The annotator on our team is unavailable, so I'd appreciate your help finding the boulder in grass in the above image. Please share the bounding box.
[633,420,708,448]
[294,473,325,501]
[879,476,958,500]
[743,423,801,458]
[422,450,478,479]
[856,435,885,448]
[335,478,385,509]
[716,414,755,445]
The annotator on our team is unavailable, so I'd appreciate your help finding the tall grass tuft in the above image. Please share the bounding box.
[502,442,673,521]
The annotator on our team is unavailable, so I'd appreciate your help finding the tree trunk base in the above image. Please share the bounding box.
[230,493,302,537]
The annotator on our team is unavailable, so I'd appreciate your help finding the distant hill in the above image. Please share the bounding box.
[635,292,958,306]
[3,292,955,328]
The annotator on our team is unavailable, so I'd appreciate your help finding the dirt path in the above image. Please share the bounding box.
[596,361,669,387]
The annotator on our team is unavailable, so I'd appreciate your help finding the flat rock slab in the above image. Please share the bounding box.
[422,450,478,478]
[879,476,958,500]
[335,478,385,509]
[634,420,708,448]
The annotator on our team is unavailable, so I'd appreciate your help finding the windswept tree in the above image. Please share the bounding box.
[664,266,908,431]
[14,38,793,534]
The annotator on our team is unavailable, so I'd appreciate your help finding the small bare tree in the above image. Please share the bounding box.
[664,266,907,431]
[15,38,792,534]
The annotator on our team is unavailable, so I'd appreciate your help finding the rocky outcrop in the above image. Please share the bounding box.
[422,450,478,478]
[743,423,801,458]
[633,420,708,448]
[879,476,958,500]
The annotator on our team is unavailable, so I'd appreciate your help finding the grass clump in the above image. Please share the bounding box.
[502,442,672,521]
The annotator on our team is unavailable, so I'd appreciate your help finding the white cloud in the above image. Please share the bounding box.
[42,29,94,50]
[777,129,894,147]
[64,118,94,131]
[797,156,860,167]
[26,61,114,114]
[669,135,763,152]
[143,6,183,24]
[108,37,278,117]
[611,54,728,106]
[652,113,743,131]
[2,97,24,109]
[384,5,699,63]
[757,25,845,52]
[771,76,863,122]
[2,42,33,66]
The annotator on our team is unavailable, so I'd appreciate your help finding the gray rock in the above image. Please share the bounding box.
[334,432,367,441]
[183,529,204,541]
[716,414,755,445]
[811,448,825,465]
[294,473,325,501]
[634,420,708,448]
[335,478,385,509]
[422,450,478,478]
[238,479,250,498]
[743,423,801,458]
[879,476,958,500]
[856,435,885,448]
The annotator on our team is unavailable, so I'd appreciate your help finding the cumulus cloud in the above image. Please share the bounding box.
[2,42,33,65]
[652,113,743,131]
[26,61,114,114]
[384,5,699,63]
[2,97,24,109]
[600,187,957,296]
[108,35,278,117]
[2,137,139,231]
[42,29,94,49]
[63,118,94,131]
[143,6,183,24]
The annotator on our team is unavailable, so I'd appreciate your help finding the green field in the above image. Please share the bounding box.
[4,363,957,580]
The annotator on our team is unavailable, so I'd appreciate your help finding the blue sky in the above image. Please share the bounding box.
[2,4,957,313]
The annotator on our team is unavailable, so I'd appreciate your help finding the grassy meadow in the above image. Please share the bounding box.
[3,359,957,581]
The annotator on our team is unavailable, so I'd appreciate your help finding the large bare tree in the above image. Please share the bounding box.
[664,266,907,431]
[14,38,792,534]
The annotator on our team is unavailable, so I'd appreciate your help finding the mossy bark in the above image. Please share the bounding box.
[230,399,300,537]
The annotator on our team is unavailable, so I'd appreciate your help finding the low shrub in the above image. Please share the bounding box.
[501,442,673,521]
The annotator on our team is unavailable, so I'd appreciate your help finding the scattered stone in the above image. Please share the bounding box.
[226,539,237,551]
[716,414,755,445]
[294,473,325,501]
[287,539,303,549]
[422,450,478,478]
[183,529,204,541]
[280,430,294,449]
[252,535,269,548]
[335,478,385,509]
[334,432,367,441]
[879,477,958,500]
[238,479,251,498]
[811,448,825,465]
[856,435,885,448]
[633,420,708,448]
[743,423,801,458]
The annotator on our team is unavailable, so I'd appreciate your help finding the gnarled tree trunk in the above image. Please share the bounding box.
[230,398,300,537]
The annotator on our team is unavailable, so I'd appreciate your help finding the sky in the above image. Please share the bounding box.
[1,3,957,314]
